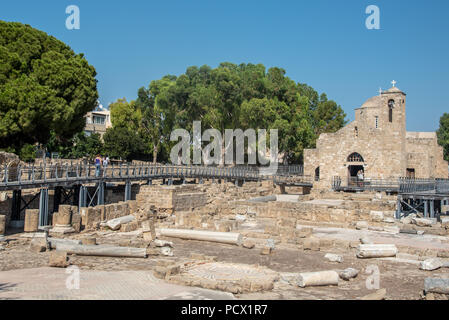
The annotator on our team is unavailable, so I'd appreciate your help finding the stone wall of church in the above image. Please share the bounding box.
[305,117,405,189]
[406,135,448,178]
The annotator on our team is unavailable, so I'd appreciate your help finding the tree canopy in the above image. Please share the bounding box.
[0,21,98,154]
[437,113,449,162]
[120,62,346,164]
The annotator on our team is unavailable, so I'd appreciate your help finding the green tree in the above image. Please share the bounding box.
[103,126,145,161]
[109,98,141,131]
[136,76,177,163]
[125,62,345,165]
[0,21,98,153]
[18,144,37,162]
[437,113,449,162]
[69,132,104,159]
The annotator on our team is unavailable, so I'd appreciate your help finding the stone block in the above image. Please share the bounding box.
[264,225,279,235]
[296,227,313,238]
[81,237,97,246]
[80,207,101,229]
[319,239,334,249]
[71,214,81,233]
[0,215,5,235]
[30,235,48,253]
[242,239,255,249]
[49,251,69,268]
[24,209,39,233]
[370,211,384,222]
[355,221,368,230]
[120,221,139,232]
[260,246,272,255]
[440,217,449,228]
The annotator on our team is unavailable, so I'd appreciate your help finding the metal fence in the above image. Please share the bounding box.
[332,176,449,194]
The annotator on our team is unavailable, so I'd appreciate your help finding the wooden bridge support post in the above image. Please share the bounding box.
[38,188,49,227]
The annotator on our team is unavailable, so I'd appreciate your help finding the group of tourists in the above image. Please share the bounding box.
[94,154,110,177]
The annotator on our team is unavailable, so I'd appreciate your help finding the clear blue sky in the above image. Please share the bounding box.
[2,0,449,131]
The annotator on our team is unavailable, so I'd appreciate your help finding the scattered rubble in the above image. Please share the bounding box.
[106,215,136,231]
[339,268,359,281]
[424,278,449,295]
[324,253,343,263]
[420,258,443,271]
[242,239,255,249]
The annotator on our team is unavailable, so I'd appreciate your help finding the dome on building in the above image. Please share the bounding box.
[360,95,382,109]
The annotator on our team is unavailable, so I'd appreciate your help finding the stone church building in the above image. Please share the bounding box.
[304,82,448,188]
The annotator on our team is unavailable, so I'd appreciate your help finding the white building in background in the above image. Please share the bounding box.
[84,103,112,139]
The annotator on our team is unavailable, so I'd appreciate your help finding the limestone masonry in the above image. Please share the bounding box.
[304,85,448,189]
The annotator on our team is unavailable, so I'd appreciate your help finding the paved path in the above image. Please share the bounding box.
[0,267,235,300]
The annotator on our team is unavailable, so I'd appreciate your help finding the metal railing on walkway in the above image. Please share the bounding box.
[0,163,311,191]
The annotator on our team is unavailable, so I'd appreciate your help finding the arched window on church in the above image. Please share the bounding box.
[347,152,364,162]
[388,99,395,123]
[315,167,320,181]
[354,126,358,138]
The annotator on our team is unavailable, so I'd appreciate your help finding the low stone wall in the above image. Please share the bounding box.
[136,185,207,215]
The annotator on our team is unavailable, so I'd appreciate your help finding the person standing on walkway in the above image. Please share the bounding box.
[102,156,109,177]
[95,154,102,177]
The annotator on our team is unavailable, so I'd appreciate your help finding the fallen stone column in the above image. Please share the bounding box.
[106,215,135,231]
[56,243,147,258]
[48,238,82,249]
[297,271,339,288]
[424,278,449,294]
[157,228,242,246]
[356,244,397,258]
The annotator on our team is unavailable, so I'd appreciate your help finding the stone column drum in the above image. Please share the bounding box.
[50,205,75,235]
